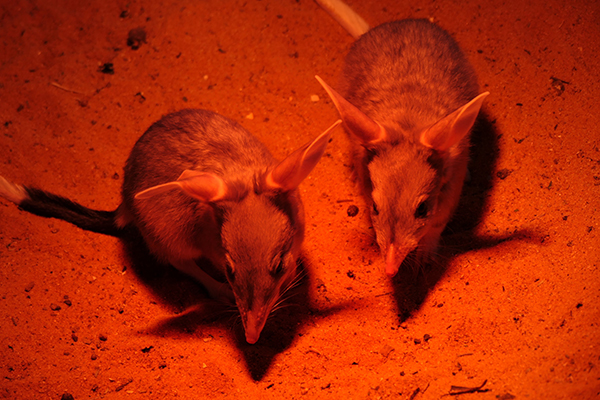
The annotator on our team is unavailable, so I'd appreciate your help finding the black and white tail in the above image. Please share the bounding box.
[0,176,123,236]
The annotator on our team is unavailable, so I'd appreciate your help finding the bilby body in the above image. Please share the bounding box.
[0,109,340,344]
[315,3,489,276]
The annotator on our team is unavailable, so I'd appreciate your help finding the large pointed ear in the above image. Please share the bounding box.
[420,92,489,152]
[264,119,341,191]
[316,75,386,146]
[135,170,228,202]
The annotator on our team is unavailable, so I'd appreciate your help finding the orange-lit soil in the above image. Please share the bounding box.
[1,0,599,398]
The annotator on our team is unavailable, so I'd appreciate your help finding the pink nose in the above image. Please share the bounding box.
[244,309,266,344]
[385,243,412,277]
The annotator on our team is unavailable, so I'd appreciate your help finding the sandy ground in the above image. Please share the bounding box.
[1,0,599,399]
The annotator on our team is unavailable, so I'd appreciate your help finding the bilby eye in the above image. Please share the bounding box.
[271,258,284,277]
[415,201,429,219]
[372,202,379,216]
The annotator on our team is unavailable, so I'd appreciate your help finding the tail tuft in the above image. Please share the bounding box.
[0,175,28,204]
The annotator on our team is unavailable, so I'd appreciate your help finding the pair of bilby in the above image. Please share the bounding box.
[0,1,488,344]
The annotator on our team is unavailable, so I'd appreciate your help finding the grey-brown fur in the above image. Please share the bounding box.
[317,16,488,276]
[0,109,338,344]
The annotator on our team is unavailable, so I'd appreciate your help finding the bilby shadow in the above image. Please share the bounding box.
[389,112,535,322]
[120,235,346,381]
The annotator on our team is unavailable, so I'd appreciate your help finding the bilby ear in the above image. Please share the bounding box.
[316,75,386,146]
[135,170,228,202]
[264,120,341,191]
[420,92,489,152]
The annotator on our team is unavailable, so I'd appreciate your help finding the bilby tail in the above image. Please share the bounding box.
[314,0,370,39]
[1,176,124,237]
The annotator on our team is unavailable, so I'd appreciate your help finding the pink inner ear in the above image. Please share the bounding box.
[134,171,228,202]
[315,76,386,146]
[421,92,489,152]
[265,119,341,191]
[177,171,227,202]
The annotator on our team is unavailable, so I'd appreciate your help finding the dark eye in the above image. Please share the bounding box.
[415,201,429,219]
[271,258,284,277]
[372,202,379,216]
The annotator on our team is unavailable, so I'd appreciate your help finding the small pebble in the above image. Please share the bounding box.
[310,94,319,102]
[50,303,61,311]
[127,27,147,50]
[496,168,512,180]
[61,393,74,400]
[99,333,108,341]
[347,205,359,217]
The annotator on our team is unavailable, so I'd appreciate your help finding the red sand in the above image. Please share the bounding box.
[1,0,598,398]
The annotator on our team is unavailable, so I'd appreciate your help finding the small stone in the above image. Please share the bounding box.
[496,168,512,180]
[24,282,35,292]
[99,63,114,74]
[61,393,75,400]
[310,94,320,102]
[347,205,359,217]
[50,303,62,311]
[99,333,108,341]
[380,344,395,358]
[127,27,147,50]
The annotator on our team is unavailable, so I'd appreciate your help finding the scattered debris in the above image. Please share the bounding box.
[347,205,359,217]
[50,82,85,95]
[134,92,146,103]
[99,63,115,74]
[409,387,420,400]
[497,393,516,400]
[448,379,489,395]
[496,169,512,180]
[550,76,569,95]
[115,378,133,392]
[380,344,395,358]
[127,27,147,50]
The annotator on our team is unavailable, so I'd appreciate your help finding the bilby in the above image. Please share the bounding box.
[315,1,489,276]
[0,108,340,343]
